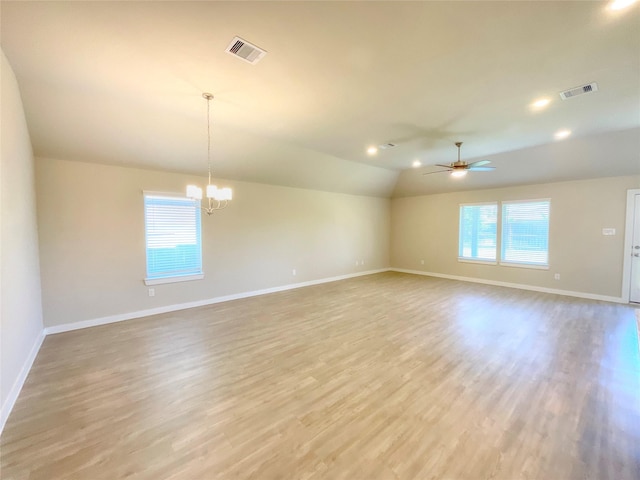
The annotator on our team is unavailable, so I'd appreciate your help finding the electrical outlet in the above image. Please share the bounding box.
[148,288,155,297]
[292,269,296,276]
[361,260,365,265]
[421,259,425,265]
[355,260,359,266]
[554,274,560,280]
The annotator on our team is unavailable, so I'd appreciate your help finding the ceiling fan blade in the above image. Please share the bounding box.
[434,164,453,168]
[422,169,452,175]
[467,166,496,171]
[467,159,491,167]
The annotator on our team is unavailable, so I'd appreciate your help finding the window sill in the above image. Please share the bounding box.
[144,273,204,286]
[457,258,497,265]
[499,262,549,270]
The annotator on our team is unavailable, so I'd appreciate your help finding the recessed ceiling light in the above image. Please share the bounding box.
[412,160,421,168]
[531,98,550,110]
[367,146,378,155]
[554,129,571,140]
[451,170,467,178]
[609,0,637,10]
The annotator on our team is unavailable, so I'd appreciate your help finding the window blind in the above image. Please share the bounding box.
[459,203,498,261]
[144,194,202,280]
[501,200,550,266]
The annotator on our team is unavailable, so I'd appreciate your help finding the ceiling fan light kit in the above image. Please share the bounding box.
[186,93,233,215]
[423,142,496,178]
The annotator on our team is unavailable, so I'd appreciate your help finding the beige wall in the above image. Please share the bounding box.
[1,52,44,415]
[391,175,640,299]
[36,158,390,327]
[35,159,639,329]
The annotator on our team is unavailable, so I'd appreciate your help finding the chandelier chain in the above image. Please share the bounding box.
[186,92,232,214]
[207,96,212,186]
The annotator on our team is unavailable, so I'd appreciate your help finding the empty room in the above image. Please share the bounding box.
[1,1,640,479]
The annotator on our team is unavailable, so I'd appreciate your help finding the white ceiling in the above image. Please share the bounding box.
[2,1,639,197]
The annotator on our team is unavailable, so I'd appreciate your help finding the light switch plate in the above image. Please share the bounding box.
[602,228,616,236]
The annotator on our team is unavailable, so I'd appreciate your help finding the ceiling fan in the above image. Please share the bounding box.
[423,142,496,177]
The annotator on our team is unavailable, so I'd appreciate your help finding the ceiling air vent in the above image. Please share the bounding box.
[225,36,267,64]
[378,143,397,150]
[559,82,598,100]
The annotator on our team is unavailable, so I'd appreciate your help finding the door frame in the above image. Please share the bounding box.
[622,188,640,304]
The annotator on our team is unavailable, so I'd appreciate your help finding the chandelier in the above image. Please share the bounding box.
[186,93,232,214]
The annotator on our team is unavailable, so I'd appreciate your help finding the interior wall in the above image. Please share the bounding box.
[391,175,640,299]
[0,52,44,417]
[36,157,390,328]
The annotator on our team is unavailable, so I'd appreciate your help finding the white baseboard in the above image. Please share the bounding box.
[43,267,625,336]
[2,269,388,434]
[1,267,626,435]
[391,268,625,304]
[44,269,390,335]
[0,330,45,435]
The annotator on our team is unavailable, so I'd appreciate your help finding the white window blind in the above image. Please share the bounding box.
[144,194,202,282]
[459,203,498,262]
[501,200,550,266]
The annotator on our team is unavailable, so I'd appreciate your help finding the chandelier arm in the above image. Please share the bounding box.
[201,198,229,215]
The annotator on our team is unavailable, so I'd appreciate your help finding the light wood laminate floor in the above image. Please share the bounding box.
[2,272,639,479]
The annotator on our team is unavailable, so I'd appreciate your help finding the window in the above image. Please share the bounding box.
[501,200,550,267]
[144,193,203,285]
[458,203,498,262]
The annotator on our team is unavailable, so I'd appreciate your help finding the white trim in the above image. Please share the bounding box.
[457,258,497,265]
[45,269,390,335]
[622,189,640,303]
[3,265,623,434]
[144,273,204,286]
[459,201,498,207]
[501,197,551,204]
[47,265,626,336]
[141,190,188,198]
[0,330,46,435]
[390,268,624,304]
[499,262,549,270]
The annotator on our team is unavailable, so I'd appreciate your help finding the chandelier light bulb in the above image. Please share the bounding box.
[206,185,218,198]
[187,185,203,200]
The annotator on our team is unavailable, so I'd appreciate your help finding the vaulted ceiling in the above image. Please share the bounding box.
[2,1,639,197]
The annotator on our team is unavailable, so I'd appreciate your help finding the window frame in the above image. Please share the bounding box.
[499,198,551,270]
[143,191,204,286]
[457,202,499,265]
